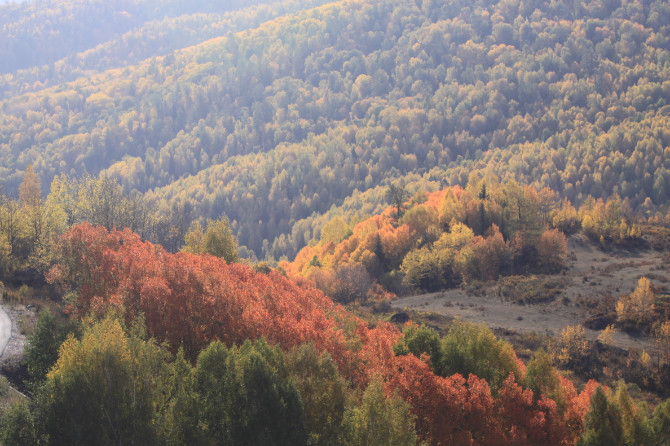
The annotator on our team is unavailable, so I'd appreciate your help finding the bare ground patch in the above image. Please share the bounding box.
[391,234,667,353]
[0,303,37,395]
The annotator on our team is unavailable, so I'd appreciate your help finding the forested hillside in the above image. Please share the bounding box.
[2,0,670,442]
[0,0,331,98]
[0,0,327,76]
[0,222,666,445]
[283,177,642,300]
[1,0,669,261]
[0,224,618,445]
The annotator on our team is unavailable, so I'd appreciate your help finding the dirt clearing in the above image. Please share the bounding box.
[391,234,668,352]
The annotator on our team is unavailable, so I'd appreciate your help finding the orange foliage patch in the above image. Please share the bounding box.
[48,223,593,446]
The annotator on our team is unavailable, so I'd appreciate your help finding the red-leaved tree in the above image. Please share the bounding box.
[48,224,594,445]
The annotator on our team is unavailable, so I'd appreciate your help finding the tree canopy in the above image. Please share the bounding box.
[0,0,668,260]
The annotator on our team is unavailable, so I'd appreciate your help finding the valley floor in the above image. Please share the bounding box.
[391,235,668,353]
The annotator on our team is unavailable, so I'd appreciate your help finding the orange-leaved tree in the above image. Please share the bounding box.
[47,223,594,445]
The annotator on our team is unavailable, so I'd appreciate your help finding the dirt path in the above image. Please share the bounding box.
[0,306,10,359]
[391,235,668,352]
[0,303,32,374]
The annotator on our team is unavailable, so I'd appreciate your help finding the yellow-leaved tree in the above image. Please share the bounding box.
[40,316,167,445]
[181,217,239,263]
[616,277,655,328]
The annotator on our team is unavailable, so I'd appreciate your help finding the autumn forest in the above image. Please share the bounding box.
[1,0,670,444]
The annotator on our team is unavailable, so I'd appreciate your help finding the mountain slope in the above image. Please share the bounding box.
[0,0,284,74]
[1,0,669,259]
[0,0,330,98]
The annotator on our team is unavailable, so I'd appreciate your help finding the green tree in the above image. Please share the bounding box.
[285,343,349,446]
[193,339,307,446]
[441,321,520,392]
[0,401,37,446]
[343,378,418,446]
[25,309,78,389]
[233,342,306,446]
[651,398,670,445]
[401,246,454,292]
[192,341,234,445]
[182,217,239,263]
[182,221,206,255]
[158,348,202,446]
[320,216,350,245]
[394,324,444,376]
[614,382,654,446]
[580,386,624,446]
[524,349,566,414]
[35,316,165,446]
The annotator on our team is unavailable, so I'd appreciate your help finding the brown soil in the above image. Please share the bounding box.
[391,234,668,353]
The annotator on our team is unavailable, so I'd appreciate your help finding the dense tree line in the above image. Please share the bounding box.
[0,168,196,280]
[10,313,670,445]
[285,179,639,300]
[1,0,669,259]
[0,0,330,99]
[0,0,317,76]
[0,223,668,444]
[0,223,640,445]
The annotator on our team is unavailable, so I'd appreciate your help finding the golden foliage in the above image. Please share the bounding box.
[552,325,589,368]
[616,277,655,327]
